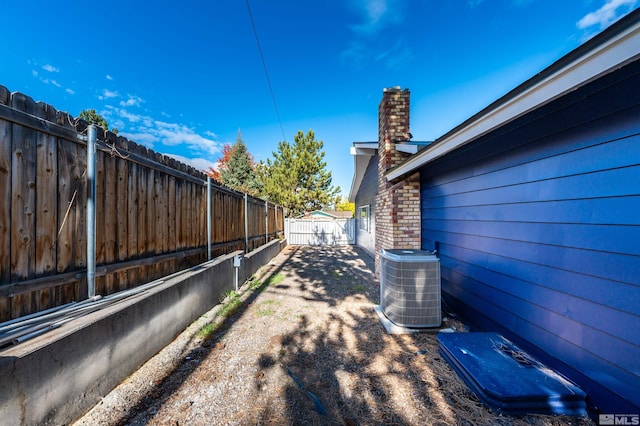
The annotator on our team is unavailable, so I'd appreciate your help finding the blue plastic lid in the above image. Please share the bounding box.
[437,332,586,415]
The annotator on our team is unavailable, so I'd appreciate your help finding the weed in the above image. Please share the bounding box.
[196,322,217,339]
[220,290,239,303]
[219,290,241,318]
[248,277,262,290]
[260,299,282,306]
[257,307,275,317]
[264,273,284,286]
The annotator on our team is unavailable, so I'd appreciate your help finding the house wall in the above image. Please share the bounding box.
[419,59,640,413]
[354,155,378,256]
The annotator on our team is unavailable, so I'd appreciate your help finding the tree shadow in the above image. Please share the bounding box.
[246,245,462,425]
[110,247,299,426]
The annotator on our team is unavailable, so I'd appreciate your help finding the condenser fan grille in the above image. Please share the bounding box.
[380,249,441,328]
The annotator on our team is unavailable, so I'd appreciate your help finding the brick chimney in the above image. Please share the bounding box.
[374,87,422,273]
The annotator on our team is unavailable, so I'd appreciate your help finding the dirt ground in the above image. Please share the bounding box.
[73,245,595,426]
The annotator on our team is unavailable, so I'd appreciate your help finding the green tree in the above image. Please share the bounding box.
[262,129,339,217]
[78,109,119,133]
[220,131,258,195]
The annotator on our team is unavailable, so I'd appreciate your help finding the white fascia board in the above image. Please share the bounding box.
[350,143,378,156]
[386,20,640,181]
[349,144,378,202]
[396,144,419,154]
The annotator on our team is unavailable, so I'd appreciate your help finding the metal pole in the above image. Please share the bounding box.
[86,125,97,298]
[206,176,212,260]
[244,193,249,252]
[265,200,269,244]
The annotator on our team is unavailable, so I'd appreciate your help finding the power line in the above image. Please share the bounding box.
[245,0,287,143]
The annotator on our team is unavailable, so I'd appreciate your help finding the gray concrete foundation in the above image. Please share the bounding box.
[0,239,286,426]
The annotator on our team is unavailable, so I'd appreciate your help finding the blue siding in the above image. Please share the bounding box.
[420,60,640,412]
[355,155,378,256]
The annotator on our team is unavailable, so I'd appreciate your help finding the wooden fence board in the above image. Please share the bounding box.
[34,102,58,311]
[115,144,129,292]
[136,156,147,283]
[167,174,176,274]
[146,168,155,269]
[102,148,117,295]
[127,161,138,288]
[0,115,10,319]
[10,94,37,317]
[0,117,11,285]
[74,141,87,300]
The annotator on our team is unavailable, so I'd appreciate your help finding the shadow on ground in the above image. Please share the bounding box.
[91,245,592,426]
[248,245,454,425]
[107,247,298,426]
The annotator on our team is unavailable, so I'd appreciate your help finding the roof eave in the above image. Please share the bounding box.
[348,142,377,202]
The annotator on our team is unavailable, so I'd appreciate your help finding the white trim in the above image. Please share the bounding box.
[358,204,371,232]
[386,20,640,181]
[349,143,377,202]
[396,144,420,154]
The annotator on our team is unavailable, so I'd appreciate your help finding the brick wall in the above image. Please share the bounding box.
[374,87,421,273]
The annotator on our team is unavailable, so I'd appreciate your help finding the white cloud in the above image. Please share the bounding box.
[106,75,113,80]
[32,70,38,77]
[110,108,221,161]
[66,88,75,95]
[118,131,158,148]
[119,94,144,107]
[163,153,217,173]
[118,109,146,123]
[39,78,61,87]
[577,0,637,30]
[99,89,119,100]
[153,120,220,157]
[42,64,59,73]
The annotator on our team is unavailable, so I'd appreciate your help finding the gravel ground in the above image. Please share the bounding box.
[72,245,594,426]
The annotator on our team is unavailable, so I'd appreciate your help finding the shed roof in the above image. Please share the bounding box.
[296,210,354,219]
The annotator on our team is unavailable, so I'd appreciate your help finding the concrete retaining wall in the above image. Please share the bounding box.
[0,239,286,426]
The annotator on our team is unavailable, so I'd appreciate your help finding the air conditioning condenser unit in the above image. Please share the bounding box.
[380,249,441,328]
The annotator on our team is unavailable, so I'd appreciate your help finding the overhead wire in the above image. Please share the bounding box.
[245,0,288,143]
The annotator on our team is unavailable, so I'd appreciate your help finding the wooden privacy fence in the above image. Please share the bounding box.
[0,85,284,322]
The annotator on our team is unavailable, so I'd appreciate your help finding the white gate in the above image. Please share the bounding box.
[284,218,356,245]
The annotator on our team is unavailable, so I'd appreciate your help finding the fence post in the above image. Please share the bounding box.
[86,125,97,298]
[275,205,278,237]
[265,200,269,245]
[244,193,249,252]
[206,176,211,260]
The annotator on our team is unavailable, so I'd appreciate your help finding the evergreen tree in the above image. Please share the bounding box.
[78,109,119,133]
[262,129,339,217]
[220,131,258,195]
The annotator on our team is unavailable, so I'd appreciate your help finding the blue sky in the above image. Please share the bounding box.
[0,0,636,196]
